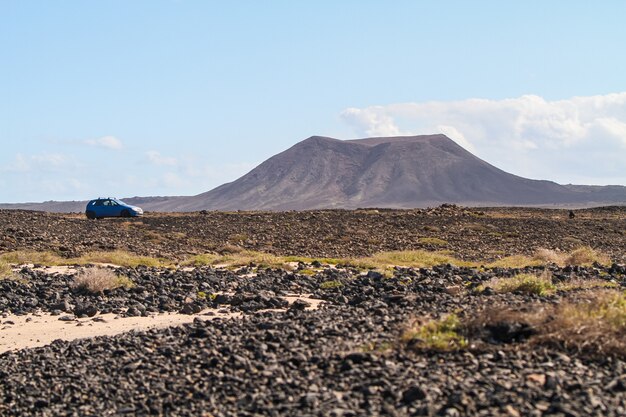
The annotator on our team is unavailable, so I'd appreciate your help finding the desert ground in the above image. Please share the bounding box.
[0,206,625,416]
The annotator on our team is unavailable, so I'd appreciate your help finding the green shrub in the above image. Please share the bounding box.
[481,272,556,296]
[402,314,468,351]
[320,280,343,289]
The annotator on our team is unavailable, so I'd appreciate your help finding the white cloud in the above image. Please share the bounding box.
[39,178,85,194]
[84,136,123,150]
[162,172,186,188]
[3,154,30,172]
[2,153,69,173]
[146,150,178,166]
[32,153,68,167]
[341,106,402,136]
[340,92,626,184]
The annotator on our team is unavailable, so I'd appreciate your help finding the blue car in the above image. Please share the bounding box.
[85,198,144,219]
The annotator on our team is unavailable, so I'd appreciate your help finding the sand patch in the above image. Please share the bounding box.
[0,294,321,354]
[0,310,239,354]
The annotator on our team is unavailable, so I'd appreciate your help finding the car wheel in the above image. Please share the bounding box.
[121,209,131,218]
[86,211,96,220]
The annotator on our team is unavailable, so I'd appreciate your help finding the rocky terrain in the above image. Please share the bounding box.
[0,205,624,262]
[0,262,626,416]
[0,206,625,416]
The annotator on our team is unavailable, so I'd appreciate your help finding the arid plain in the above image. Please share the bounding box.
[0,206,625,416]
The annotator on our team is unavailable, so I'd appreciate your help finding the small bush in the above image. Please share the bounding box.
[366,250,467,269]
[181,254,221,267]
[181,250,292,270]
[72,268,134,294]
[142,230,164,243]
[486,247,612,269]
[533,248,565,265]
[197,291,216,300]
[482,272,556,296]
[0,250,167,268]
[486,255,543,268]
[0,250,63,265]
[320,280,343,289]
[402,314,468,351]
[473,290,626,358]
[564,246,610,266]
[76,251,166,268]
[0,260,13,279]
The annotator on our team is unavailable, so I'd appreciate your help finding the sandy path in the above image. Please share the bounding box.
[0,295,322,354]
[0,310,238,354]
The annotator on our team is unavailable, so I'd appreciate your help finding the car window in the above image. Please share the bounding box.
[94,200,103,206]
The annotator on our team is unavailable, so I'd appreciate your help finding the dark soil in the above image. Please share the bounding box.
[1,205,625,261]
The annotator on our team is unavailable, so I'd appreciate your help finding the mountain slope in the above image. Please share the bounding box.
[153,134,624,211]
[2,134,625,212]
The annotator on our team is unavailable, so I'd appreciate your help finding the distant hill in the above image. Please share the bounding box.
[2,134,626,212]
[0,196,177,213]
[147,134,626,211]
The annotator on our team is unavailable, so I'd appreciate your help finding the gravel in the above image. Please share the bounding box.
[0,263,625,415]
[1,206,625,261]
[1,205,626,415]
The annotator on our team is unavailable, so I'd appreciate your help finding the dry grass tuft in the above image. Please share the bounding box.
[182,249,467,272]
[75,251,167,268]
[319,280,343,289]
[0,251,63,265]
[364,250,468,269]
[0,250,168,268]
[472,290,626,358]
[72,268,134,294]
[402,314,468,351]
[479,271,616,295]
[486,255,543,268]
[182,250,294,270]
[0,260,13,279]
[478,272,556,296]
[564,246,611,266]
[533,248,565,265]
[0,245,613,273]
[486,246,611,268]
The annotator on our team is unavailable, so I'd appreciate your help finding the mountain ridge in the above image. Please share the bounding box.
[2,134,626,212]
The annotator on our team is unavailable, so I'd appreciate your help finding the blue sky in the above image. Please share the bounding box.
[1,1,625,203]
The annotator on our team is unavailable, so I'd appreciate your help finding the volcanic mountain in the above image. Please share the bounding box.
[146,134,626,211]
[2,134,626,212]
